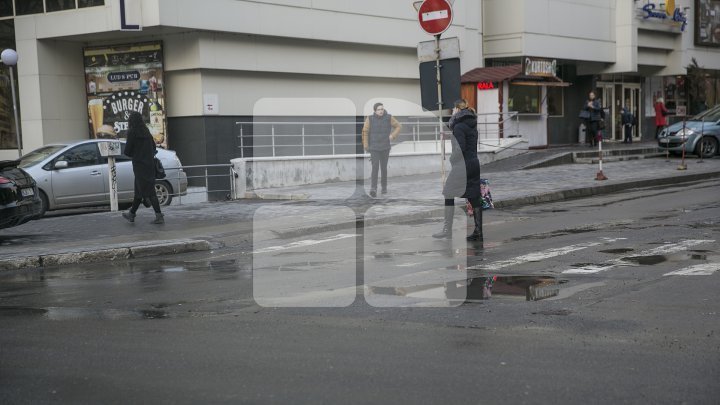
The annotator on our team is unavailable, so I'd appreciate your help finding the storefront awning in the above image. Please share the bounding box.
[461,64,571,87]
[461,65,523,83]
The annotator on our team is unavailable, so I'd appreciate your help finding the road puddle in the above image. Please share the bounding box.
[367,275,567,304]
[621,252,718,266]
[0,306,169,320]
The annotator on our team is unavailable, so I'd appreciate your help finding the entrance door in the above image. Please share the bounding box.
[476,88,500,140]
[598,84,615,141]
[623,85,642,140]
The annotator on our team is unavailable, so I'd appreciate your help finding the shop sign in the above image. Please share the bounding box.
[639,2,688,32]
[83,42,167,148]
[523,57,557,78]
[477,82,496,90]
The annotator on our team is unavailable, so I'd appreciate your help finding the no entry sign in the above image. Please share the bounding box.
[418,0,453,35]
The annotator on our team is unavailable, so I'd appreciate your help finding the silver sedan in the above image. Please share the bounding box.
[19,139,187,216]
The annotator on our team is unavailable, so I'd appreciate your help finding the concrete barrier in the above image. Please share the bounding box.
[231,139,527,198]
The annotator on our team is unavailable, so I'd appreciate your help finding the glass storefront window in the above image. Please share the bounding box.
[78,0,105,8]
[547,87,563,117]
[46,0,77,12]
[0,0,12,17]
[509,85,540,114]
[15,0,44,15]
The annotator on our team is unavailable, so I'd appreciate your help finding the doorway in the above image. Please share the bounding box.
[623,85,642,140]
[597,83,615,141]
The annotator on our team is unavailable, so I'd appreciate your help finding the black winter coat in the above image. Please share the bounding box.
[124,128,157,198]
[443,109,481,199]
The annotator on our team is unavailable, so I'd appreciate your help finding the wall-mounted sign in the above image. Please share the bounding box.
[83,42,167,148]
[639,1,688,32]
[523,57,557,78]
[695,0,720,47]
[477,82,496,90]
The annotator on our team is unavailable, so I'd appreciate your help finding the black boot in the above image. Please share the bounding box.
[467,207,484,243]
[432,206,454,239]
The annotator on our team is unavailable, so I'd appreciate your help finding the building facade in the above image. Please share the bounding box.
[0,0,719,162]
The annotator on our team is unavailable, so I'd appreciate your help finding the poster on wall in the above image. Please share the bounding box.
[696,0,720,47]
[83,42,167,148]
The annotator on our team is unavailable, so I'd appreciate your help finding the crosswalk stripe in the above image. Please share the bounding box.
[253,234,358,254]
[472,238,626,272]
[664,263,720,276]
[563,240,715,274]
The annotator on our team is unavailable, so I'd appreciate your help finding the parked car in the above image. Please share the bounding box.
[19,139,188,217]
[658,105,720,158]
[0,159,42,229]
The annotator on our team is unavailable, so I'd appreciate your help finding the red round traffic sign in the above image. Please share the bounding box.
[418,0,453,35]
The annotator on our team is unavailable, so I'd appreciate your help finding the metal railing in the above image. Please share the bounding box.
[170,164,235,205]
[235,113,522,158]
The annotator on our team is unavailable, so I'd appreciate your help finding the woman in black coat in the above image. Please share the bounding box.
[433,99,483,243]
[122,112,164,224]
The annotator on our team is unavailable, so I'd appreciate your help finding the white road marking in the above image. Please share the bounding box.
[422,10,449,22]
[664,263,720,276]
[563,240,716,274]
[253,234,358,254]
[471,238,627,271]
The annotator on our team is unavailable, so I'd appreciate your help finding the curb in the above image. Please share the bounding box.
[0,239,211,272]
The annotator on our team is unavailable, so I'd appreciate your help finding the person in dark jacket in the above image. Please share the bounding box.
[432,99,483,244]
[362,102,402,197]
[621,105,635,144]
[582,91,603,147]
[122,112,164,224]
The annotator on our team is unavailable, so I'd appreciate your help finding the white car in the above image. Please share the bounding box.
[19,139,187,216]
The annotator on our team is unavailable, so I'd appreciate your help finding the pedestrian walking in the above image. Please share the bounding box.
[579,91,603,147]
[122,112,164,224]
[654,97,669,139]
[362,102,401,197]
[432,99,483,244]
[621,105,635,144]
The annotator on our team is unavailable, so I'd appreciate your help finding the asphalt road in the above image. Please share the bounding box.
[1,180,719,404]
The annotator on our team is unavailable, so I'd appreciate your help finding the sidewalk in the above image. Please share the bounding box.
[2,148,719,271]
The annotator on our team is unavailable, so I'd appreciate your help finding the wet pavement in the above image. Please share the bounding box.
[1,143,719,270]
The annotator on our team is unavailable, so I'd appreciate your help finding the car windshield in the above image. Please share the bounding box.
[693,105,720,122]
[19,145,66,168]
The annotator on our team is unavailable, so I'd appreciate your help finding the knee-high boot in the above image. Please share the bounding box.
[466,207,483,242]
[432,206,454,239]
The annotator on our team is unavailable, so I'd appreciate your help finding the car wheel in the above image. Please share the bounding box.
[37,190,49,218]
[155,181,173,206]
[696,136,719,158]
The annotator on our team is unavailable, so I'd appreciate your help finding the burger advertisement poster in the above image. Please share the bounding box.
[83,42,167,147]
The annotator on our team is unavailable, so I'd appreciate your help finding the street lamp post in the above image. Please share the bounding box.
[1,49,22,158]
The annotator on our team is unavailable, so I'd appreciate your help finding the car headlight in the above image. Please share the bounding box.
[677,128,695,137]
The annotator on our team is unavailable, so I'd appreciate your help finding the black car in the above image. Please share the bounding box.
[0,159,43,229]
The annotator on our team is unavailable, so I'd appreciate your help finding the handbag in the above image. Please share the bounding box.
[578,109,590,119]
[154,157,166,179]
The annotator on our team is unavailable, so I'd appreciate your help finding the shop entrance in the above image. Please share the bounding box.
[623,85,642,140]
[598,83,642,142]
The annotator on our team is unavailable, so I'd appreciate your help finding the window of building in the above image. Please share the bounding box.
[547,87,564,117]
[46,0,76,12]
[15,0,44,15]
[78,0,104,8]
[509,85,540,114]
[0,0,12,17]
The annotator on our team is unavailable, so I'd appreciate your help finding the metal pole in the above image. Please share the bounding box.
[678,116,687,170]
[435,34,446,182]
[595,127,608,181]
[108,156,118,211]
[9,66,22,158]
[698,118,705,164]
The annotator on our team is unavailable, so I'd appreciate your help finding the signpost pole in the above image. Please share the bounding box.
[678,116,687,170]
[436,34,446,182]
[109,156,118,211]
